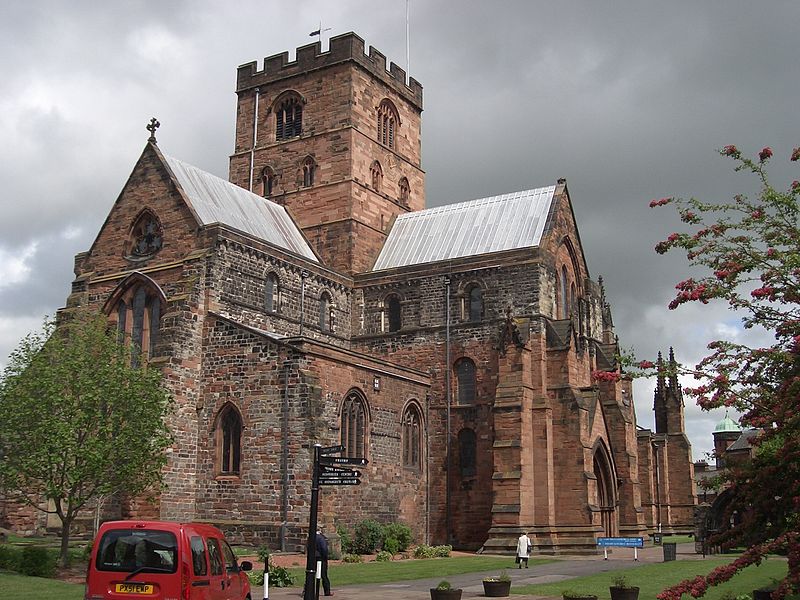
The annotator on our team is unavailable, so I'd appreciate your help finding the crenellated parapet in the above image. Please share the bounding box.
[236,32,423,109]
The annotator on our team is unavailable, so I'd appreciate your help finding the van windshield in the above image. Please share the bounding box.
[96,529,178,573]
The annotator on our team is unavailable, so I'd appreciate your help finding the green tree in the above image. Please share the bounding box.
[0,311,173,567]
[648,145,800,599]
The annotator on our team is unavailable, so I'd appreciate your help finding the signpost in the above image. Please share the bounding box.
[303,444,368,600]
[596,537,644,561]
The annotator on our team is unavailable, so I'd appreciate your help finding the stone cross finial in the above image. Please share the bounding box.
[146,117,160,143]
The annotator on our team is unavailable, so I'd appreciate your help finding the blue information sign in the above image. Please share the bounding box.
[597,537,643,548]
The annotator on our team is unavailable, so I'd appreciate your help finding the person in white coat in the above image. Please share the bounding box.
[516,532,531,568]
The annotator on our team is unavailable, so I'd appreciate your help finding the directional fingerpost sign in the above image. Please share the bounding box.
[319,477,361,486]
[320,465,361,477]
[319,444,344,455]
[319,456,369,466]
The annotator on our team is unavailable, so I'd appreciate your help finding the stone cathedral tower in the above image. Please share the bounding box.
[228,35,425,274]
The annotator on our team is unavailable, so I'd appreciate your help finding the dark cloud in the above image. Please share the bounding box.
[2,0,797,459]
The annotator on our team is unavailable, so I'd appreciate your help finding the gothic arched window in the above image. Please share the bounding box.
[398,177,410,206]
[341,392,368,458]
[386,294,402,332]
[319,292,333,332]
[455,358,477,405]
[370,161,383,192]
[276,94,302,140]
[261,167,276,198]
[560,265,570,319]
[303,156,316,187]
[109,277,164,367]
[126,210,163,259]
[377,99,399,149]
[402,403,422,470]
[216,404,243,475]
[458,428,477,478]
[265,273,280,313]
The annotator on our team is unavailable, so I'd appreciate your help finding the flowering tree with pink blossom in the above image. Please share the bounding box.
[650,146,800,599]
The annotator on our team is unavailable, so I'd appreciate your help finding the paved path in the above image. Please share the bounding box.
[254,543,701,600]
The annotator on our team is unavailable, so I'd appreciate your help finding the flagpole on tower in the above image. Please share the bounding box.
[309,22,331,45]
[406,0,411,79]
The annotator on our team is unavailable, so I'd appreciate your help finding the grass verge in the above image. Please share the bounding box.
[0,571,85,600]
[516,556,788,599]
[287,556,553,586]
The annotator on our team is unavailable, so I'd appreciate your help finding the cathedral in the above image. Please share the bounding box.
[3,33,696,553]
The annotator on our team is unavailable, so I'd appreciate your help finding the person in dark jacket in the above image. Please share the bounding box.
[316,529,333,596]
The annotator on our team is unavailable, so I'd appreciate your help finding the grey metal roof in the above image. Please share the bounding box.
[372,186,556,271]
[164,154,317,262]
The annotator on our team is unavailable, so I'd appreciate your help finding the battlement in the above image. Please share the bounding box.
[236,32,423,109]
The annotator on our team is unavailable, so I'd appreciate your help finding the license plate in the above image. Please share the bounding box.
[115,583,154,594]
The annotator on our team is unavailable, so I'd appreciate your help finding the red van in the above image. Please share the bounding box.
[85,520,253,600]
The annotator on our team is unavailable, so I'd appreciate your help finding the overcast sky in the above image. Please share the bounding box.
[1,0,798,461]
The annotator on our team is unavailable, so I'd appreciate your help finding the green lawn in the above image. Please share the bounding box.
[287,556,553,586]
[660,535,694,545]
[0,572,85,600]
[516,556,788,599]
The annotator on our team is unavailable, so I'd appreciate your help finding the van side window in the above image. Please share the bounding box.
[207,538,224,576]
[190,536,208,576]
[222,541,238,572]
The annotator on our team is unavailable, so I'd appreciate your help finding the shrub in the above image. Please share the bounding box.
[0,544,22,571]
[382,536,400,555]
[433,544,452,557]
[413,544,435,558]
[375,550,392,562]
[247,570,264,586]
[257,544,271,563]
[341,553,363,563]
[19,545,57,577]
[612,574,632,588]
[436,580,452,590]
[269,565,294,587]
[352,519,383,554]
[337,524,354,554]
[382,523,412,552]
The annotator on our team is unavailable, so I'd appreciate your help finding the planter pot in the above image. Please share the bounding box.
[430,589,463,600]
[753,590,775,600]
[483,579,511,597]
[610,587,640,600]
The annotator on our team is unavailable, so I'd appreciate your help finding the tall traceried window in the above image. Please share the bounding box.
[402,403,422,469]
[341,392,368,458]
[398,177,410,206]
[276,94,302,140]
[265,273,280,313]
[216,403,243,475]
[377,99,399,149]
[302,156,316,187]
[109,276,164,367]
[455,357,476,405]
[386,294,402,332]
[458,428,477,478]
[370,160,383,192]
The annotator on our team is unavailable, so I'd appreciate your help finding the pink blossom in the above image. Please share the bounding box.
[751,209,764,219]
[649,197,672,208]
[791,147,800,162]
[591,370,621,383]
[722,144,739,156]
[759,147,773,161]
[792,180,800,193]
[751,286,774,299]
[637,360,655,369]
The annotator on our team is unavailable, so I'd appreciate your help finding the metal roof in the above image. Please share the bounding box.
[714,413,741,433]
[372,186,556,271]
[163,154,317,262]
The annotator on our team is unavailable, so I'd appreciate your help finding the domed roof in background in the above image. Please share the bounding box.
[714,413,741,433]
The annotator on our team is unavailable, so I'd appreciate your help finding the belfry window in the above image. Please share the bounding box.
[402,403,422,470]
[216,404,242,475]
[377,99,399,149]
[319,292,334,332]
[370,161,383,192]
[261,167,276,198]
[276,95,302,140]
[386,294,402,332]
[455,358,476,405]
[467,285,483,322]
[341,392,368,458]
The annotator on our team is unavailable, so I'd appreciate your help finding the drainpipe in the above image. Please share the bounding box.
[248,88,260,192]
[280,358,291,551]
[444,276,452,545]
[300,271,309,336]
[425,392,430,544]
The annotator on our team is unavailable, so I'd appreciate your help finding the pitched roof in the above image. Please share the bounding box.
[163,154,318,262]
[372,186,557,271]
